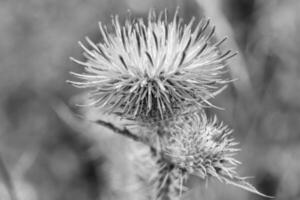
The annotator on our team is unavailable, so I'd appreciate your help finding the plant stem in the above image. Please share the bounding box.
[0,154,18,200]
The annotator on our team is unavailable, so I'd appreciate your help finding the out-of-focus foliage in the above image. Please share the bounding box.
[0,0,299,199]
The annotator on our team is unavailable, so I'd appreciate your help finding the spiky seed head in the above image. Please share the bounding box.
[160,112,269,197]
[161,111,239,179]
[68,8,234,122]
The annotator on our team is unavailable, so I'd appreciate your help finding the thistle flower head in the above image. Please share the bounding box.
[160,112,269,197]
[68,8,234,122]
[161,112,239,180]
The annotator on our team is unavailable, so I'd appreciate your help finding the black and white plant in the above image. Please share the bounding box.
[68,8,270,200]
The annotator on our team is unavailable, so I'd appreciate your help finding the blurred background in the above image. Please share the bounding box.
[0,0,300,199]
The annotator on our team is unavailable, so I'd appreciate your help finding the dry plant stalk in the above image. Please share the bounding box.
[68,8,270,200]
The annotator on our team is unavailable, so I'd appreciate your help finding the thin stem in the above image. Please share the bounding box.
[93,119,180,169]
[0,154,18,200]
[94,119,140,142]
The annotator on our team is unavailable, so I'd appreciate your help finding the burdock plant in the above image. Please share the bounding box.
[68,8,269,200]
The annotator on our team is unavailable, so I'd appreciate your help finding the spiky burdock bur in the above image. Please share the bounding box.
[68,8,234,123]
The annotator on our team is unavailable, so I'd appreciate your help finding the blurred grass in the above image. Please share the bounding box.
[0,0,300,199]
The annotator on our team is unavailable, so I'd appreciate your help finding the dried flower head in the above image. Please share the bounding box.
[160,112,269,197]
[68,8,235,122]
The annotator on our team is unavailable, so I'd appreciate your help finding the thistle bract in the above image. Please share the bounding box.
[68,9,234,122]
